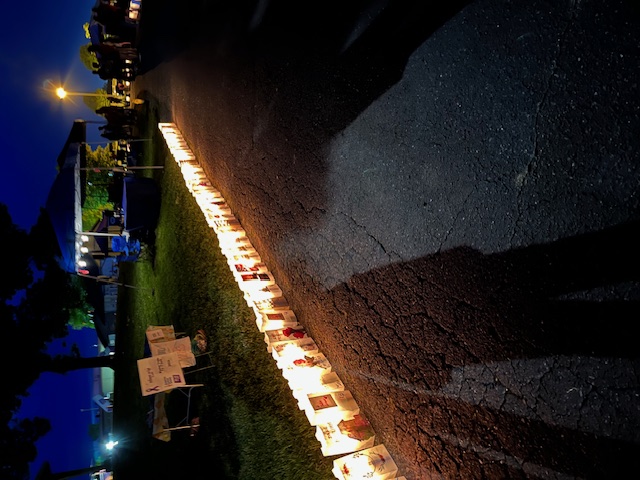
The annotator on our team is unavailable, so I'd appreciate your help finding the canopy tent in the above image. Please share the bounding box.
[90,211,124,254]
[44,120,116,348]
[45,120,87,273]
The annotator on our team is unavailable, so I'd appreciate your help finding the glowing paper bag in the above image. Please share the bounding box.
[282,352,332,388]
[291,371,345,404]
[316,414,375,456]
[264,325,308,352]
[332,444,398,480]
[255,308,297,332]
[303,390,359,426]
[271,337,319,368]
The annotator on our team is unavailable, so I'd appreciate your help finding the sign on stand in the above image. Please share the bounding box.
[149,336,196,368]
[137,352,186,396]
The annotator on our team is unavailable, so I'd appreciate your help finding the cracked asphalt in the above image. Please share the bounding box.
[134,0,640,478]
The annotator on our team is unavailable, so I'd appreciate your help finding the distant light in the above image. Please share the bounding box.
[81,235,89,242]
[105,440,118,450]
[56,87,67,99]
[80,246,89,253]
[78,260,87,267]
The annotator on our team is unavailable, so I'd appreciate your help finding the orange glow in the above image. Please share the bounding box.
[158,122,404,479]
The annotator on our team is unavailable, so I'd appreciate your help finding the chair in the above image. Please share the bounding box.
[149,384,204,440]
[163,384,204,432]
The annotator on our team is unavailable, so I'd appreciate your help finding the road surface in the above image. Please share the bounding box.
[134,0,640,477]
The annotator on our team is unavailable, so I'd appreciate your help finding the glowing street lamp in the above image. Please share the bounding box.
[43,80,143,104]
[42,80,113,100]
[56,87,111,99]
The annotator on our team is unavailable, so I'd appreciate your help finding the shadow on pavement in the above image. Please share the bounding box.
[318,219,640,477]
[245,0,474,136]
[136,0,471,242]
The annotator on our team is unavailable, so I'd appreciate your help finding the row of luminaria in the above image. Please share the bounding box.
[158,123,406,480]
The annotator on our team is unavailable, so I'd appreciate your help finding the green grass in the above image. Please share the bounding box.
[111,101,334,479]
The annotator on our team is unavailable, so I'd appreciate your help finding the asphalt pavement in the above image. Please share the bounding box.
[134,0,640,478]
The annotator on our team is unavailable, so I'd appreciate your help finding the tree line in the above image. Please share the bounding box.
[0,203,114,479]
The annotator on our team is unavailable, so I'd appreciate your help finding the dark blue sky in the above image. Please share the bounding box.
[0,0,105,230]
[1,1,111,477]
[16,329,100,478]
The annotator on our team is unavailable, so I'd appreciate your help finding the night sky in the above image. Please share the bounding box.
[1,0,105,230]
[15,329,101,478]
[1,1,112,477]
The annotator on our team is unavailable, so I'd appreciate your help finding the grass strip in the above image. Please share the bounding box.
[111,101,334,479]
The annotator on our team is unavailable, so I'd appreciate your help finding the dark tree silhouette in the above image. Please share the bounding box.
[35,459,112,480]
[16,261,91,345]
[0,203,111,479]
[0,418,51,480]
[41,352,115,374]
[28,208,64,271]
[0,203,32,300]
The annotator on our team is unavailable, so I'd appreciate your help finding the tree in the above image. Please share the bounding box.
[0,203,108,478]
[83,144,117,229]
[82,88,111,113]
[86,144,117,169]
[68,309,95,330]
[28,208,95,329]
[35,459,112,480]
[0,418,51,480]
[88,423,100,441]
[1,261,97,425]
[0,203,32,300]
[79,43,98,72]
[28,208,64,271]
[39,352,115,375]
[15,262,92,344]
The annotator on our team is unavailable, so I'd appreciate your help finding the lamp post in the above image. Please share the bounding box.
[42,80,112,100]
[80,407,100,413]
[55,87,115,100]
[56,86,144,104]
[43,80,144,105]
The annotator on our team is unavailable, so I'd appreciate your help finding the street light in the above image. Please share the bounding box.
[43,79,144,105]
[56,87,112,99]
[43,79,115,102]
[56,86,144,104]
